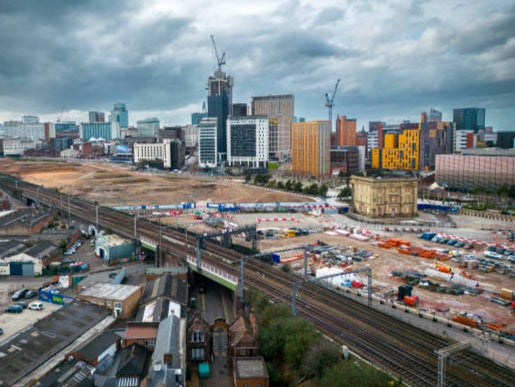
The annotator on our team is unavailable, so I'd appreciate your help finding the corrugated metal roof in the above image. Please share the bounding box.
[79,282,141,301]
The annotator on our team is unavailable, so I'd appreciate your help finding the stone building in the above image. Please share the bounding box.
[350,175,418,218]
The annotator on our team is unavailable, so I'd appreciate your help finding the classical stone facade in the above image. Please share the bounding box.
[351,175,418,218]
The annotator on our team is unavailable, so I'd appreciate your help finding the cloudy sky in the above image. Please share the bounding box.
[1,0,514,131]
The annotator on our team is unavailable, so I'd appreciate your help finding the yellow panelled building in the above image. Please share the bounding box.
[371,127,420,170]
[291,120,331,178]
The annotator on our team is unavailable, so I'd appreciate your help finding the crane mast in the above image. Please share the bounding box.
[325,78,340,128]
[210,34,226,71]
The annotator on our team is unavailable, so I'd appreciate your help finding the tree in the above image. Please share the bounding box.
[285,179,293,191]
[338,186,352,200]
[301,341,341,379]
[509,184,515,199]
[294,181,303,192]
[277,181,285,190]
[319,183,329,197]
[305,183,319,195]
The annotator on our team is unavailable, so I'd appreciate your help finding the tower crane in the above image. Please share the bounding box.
[325,78,340,125]
[210,34,226,71]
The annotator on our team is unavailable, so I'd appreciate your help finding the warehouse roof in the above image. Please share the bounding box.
[78,282,141,301]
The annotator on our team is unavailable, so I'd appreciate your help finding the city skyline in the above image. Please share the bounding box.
[0,0,514,131]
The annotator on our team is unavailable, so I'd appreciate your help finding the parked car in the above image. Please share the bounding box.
[14,301,28,309]
[24,290,38,299]
[6,305,23,313]
[28,301,44,311]
[11,288,28,301]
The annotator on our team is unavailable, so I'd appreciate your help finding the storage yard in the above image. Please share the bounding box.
[2,159,515,340]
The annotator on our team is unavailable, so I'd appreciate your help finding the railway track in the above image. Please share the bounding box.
[2,175,514,386]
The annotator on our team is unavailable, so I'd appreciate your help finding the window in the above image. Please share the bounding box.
[114,302,122,309]
[191,330,204,343]
[146,339,155,347]
[191,347,204,360]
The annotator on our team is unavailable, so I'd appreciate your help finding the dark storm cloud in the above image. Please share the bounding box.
[0,0,514,131]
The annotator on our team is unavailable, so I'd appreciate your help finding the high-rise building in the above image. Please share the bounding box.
[3,120,45,141]
[232,103,248,117]
[371,126,420,170]
[198,117,218,168]
[110,103,129,128]
[137,117,160,137]
[191,112,208,126]
[453,107,485,133]
[207,69,233,156]
[251,94,294,161]
[291,120,331,179]
[227,116,268,169]
[89,111,105,123]
[336,115,356,146]
[428,108,442,123]
[22,115,39,124]
[80,122,118,141]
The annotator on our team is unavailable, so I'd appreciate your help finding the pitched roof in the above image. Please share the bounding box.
[117,344,148,377]
[140,274,188,306]
[77,330,120,362]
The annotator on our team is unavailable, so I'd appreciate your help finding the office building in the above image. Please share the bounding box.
[198,118,218,168]
[351,175,418,218]
[207,68,233,156]
[436,149,515,192]
[227,116,268,169]
[137,118,160,137]
[80,122,119,141]
[330,145,364,176]
[496,131,515,149]
[251,94,294,161]
[191,112,208,126]
[22,115,39,124]
[89,111,105,123]
[232,103,248,117]
[336,115,356,146]
[3,120,46,141]
[454,130,477,152]
[134,139,174,169]
[183,125,198,149]
[291,120,331,179]
[453,107,485,133]
[371,126,419,170]
[428,108,442,123]
[110,103,129,128]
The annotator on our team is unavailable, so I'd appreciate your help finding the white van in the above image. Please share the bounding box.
[28,301,43,311]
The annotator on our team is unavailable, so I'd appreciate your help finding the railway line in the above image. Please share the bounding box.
[2,175,514,386]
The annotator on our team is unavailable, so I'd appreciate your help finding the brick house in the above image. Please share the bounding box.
[187,312,211,364]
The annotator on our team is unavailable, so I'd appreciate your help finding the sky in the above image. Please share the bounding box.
[0,0,514,131]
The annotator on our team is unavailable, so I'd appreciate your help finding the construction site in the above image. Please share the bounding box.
[2,158,515,340]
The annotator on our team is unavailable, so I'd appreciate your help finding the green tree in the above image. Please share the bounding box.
[305,183,319,195]
[283,318,320,369]
[319,183,329,197]
[301,341,341,379]
[285,179,293,191]
[508,184,515,199]
[338,186,352,200]
[471,186,485,195]
[277,181,285,189]
[294,181,303,192]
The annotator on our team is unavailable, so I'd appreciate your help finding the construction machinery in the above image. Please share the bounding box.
[210,34,226,71]
[325,79,340,124]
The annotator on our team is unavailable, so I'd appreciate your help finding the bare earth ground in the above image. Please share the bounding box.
[2,158,515,327]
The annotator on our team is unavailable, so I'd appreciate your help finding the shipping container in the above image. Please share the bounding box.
[403,295,419,306]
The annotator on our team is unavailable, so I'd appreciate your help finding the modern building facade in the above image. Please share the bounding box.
[251,94,294,161]
[89,111,105,123]
[336,115,356,146]
[191,111,208,126]
[291,120,331,179]
[428,108,442,123]
[453,107,485,133]
[208,69,233,156]
[133,139,175,169]
[351,175,418,218]
[110,103,129,128]
[198,117,218,168]
[371,127,420,170]
[80,122,119,141]
[330,145,364,176]
[496,131,515,149]
[3,120,46,141]
[435,149,515,192]
[137,117,160,137]
[454,129,477,152]
[232,103,248,117]
[226,116,269,169]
